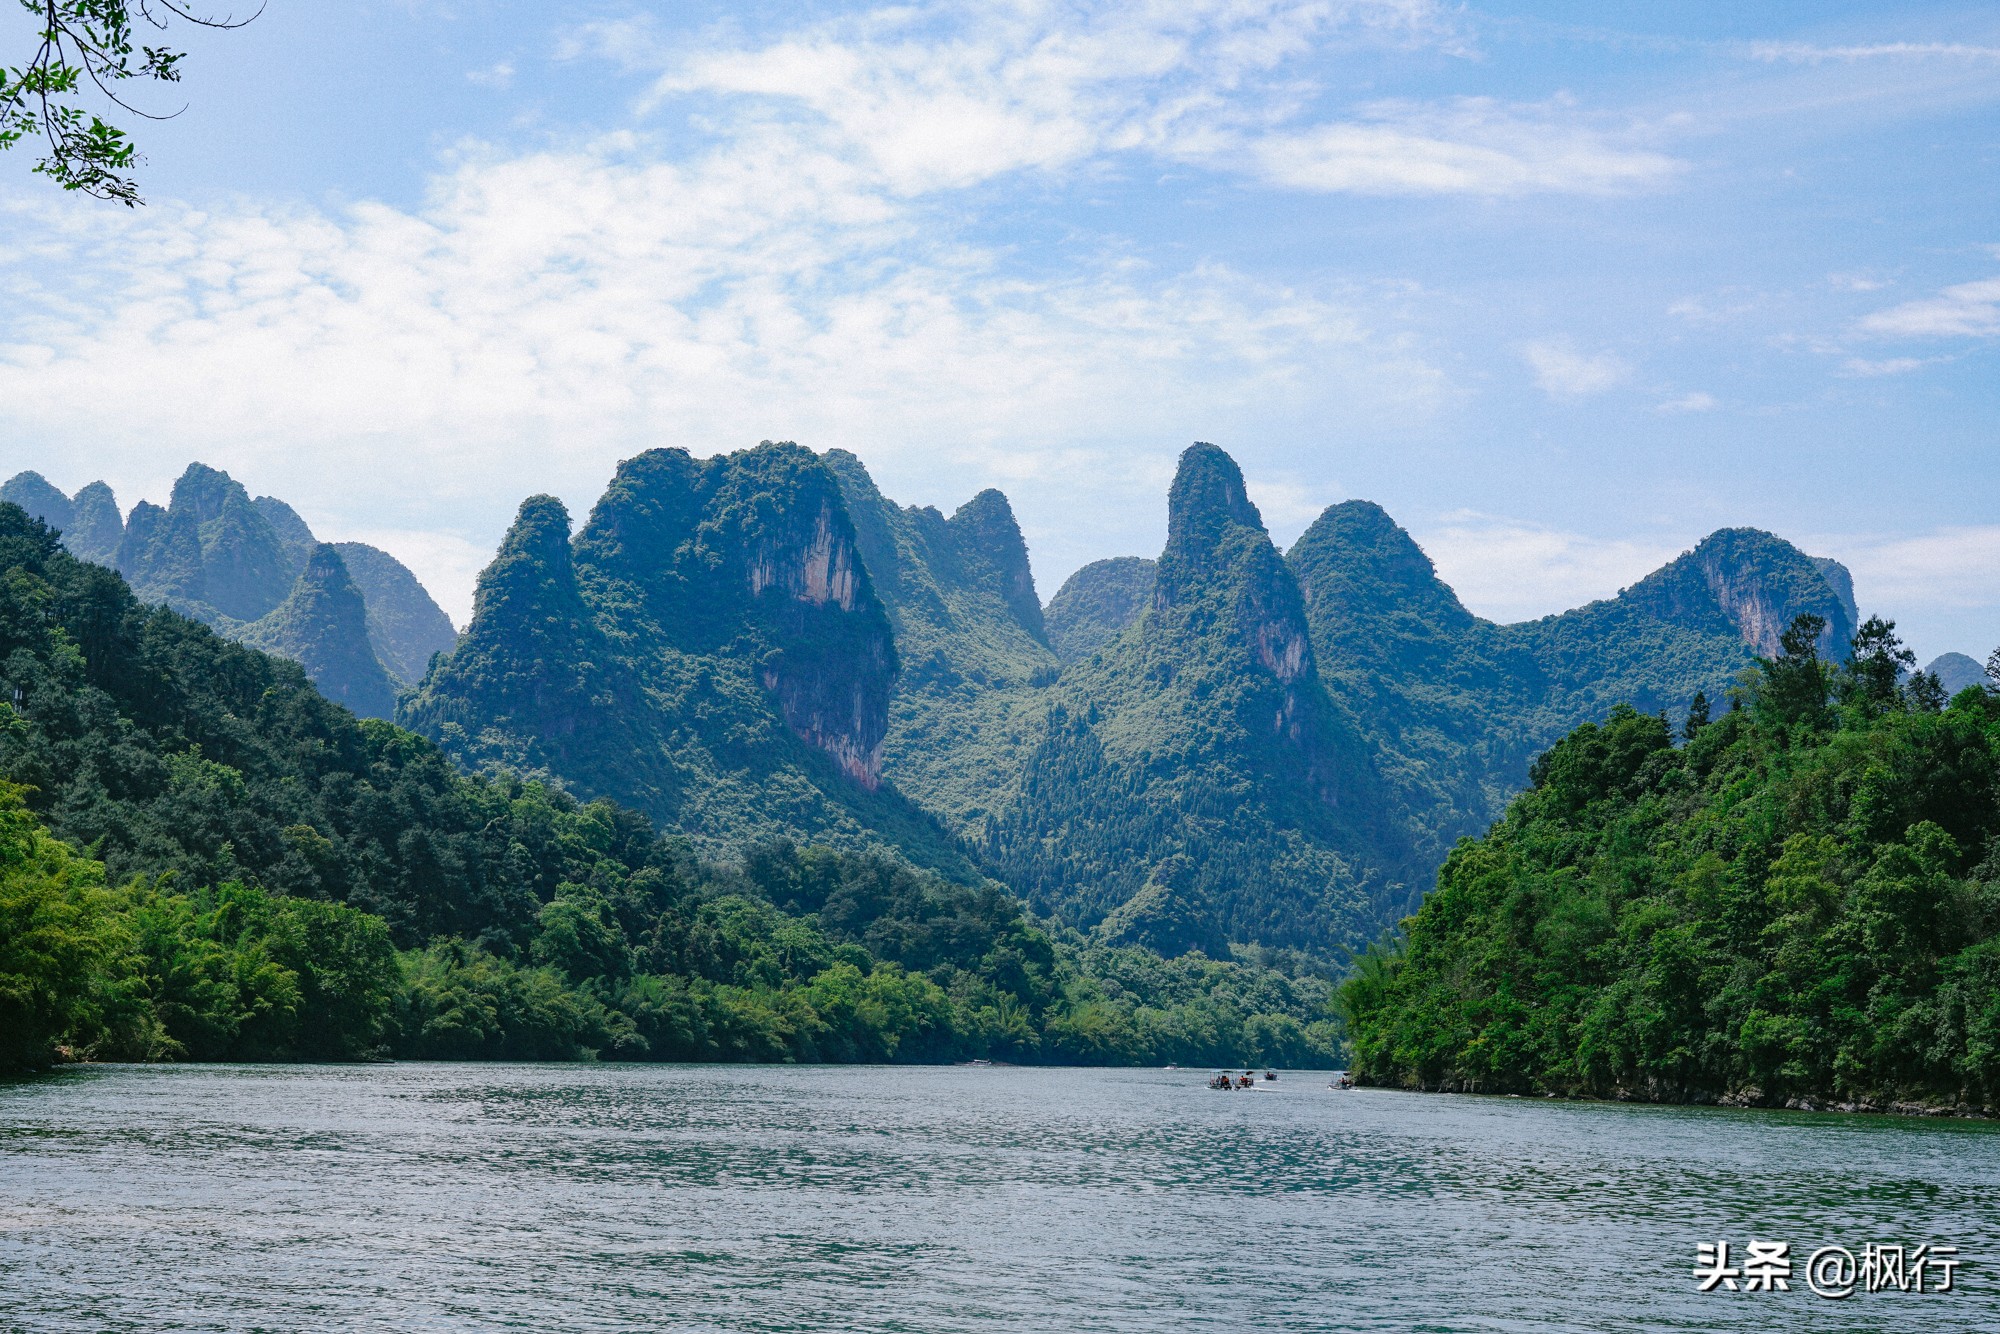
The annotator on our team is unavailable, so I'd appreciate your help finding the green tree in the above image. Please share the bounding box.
[1343,679,2000,1110]
[1766,612,1831,726]
[1844,615,1915,710]
[0,782,145,1069]
[2,1,252,203]
[1682,690,1709,740]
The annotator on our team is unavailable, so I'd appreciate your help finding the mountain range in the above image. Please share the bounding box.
[1,465,457,718]
[10,441,1952,956]
[393,439,1877,955]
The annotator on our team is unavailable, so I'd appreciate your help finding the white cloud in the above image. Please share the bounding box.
[609,1,1671,199]
[1656,391,1717,413]
[466,62,516,91]
[1809,526,2000,660]
[1245,477,1333,542]
[1413,511,1683,623]
[628,0,1463,195]
[1841,355,1927,376]
[1521,338,1631,398]
[0,132,1444,621]
[1827,527,2000,612]
[0,0,1701,618]
[1666,291,1768,325]
[1857,276,2000,338]
[1246,98,1680,196]
[1748,42,2000,64]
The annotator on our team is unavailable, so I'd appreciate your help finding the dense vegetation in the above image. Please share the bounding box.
[987,445,1410,954]
[6,440,1907,995]
[403,445,981,878]
[1343,615,2000,1112]
[239,545,398,720]
[374,438,1868,960]
[0,502,1335,1072]
[1290,505,1859,884]
[1043,556,1157,664]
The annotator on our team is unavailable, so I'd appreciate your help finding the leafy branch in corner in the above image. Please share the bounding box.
[0,0,258,205]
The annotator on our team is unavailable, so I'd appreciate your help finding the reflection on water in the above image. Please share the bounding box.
[1,1063,1994,1331]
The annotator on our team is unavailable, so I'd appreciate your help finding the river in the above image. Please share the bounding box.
[1,1063,1993,1331]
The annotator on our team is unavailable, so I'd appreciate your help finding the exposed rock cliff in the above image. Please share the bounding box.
[574,442,897,789]
[988,442,1402,952]
[1619,527,1856,659]
[822,449,1058,833]
[409,442,972,875]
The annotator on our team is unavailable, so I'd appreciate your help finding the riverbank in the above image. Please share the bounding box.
[1354,1074,1997,1119]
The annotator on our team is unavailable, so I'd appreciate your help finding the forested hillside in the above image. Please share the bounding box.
[1290,504,1859,873]
[397,438,1896,961]
[986,444,1409,954]
[1044,557,1156,663]
[402,445,980,876]
[1342,615,2000,1112]
[824,450,1061,840]
[0,502,1340,1072]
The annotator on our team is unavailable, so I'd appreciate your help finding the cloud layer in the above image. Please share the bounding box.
[2,0,1684,616]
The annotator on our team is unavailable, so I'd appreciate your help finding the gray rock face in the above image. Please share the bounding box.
[1619,528,1857,660]
[822,449,1059,836]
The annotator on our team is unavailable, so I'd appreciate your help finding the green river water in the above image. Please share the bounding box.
[0,1063,1993,1331]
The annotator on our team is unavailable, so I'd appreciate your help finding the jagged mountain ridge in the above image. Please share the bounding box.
[985,445,1410,953]
[824,449,1060,838]
[239,545,399,720]
[405,437,1886,957]
[0,466,458,715]
[402,444,980,878]
[1288,505,1859,870]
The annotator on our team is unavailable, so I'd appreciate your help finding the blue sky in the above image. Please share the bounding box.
[1,0,1995,662]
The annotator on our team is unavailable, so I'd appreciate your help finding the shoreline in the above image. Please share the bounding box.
[1352,1077,1997,1121]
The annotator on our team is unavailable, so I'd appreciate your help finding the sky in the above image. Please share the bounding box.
[0,0,1995,662]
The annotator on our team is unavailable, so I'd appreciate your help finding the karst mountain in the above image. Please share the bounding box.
[4,440,1901,955]
[390,438,1873,955]
[1,464,457,718]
